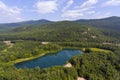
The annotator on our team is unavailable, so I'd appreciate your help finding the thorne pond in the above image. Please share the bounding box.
[15,49,82,68]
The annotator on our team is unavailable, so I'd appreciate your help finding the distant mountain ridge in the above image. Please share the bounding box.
[0,16,120,31]
[76,16,120,21]
[75,16,120,30]
[0,19,52,31]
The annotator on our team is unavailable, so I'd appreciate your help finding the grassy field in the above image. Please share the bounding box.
[82,48,112,53]
[90,48,112,52]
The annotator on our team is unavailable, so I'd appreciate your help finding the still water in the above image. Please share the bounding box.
[15,49,82,68]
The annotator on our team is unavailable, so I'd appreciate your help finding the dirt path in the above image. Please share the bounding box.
[77,77,86,80]
[41,42,49,44]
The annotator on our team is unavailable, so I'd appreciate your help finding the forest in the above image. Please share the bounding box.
[0,17,120,80]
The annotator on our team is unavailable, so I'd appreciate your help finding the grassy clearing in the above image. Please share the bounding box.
[82,48,112,53]
[90,48,112,53]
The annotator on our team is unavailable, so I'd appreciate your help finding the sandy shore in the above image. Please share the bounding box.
[64,63,72,68]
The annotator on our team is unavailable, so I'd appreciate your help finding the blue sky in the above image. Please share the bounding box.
[0,0,120,23]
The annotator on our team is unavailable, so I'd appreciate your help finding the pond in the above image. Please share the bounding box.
[15,49,82,69]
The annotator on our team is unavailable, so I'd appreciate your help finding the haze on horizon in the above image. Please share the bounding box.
[0,0,120,23]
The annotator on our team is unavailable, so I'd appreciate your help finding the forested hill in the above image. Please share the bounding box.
[0,21,120,43]
[0,16,120,42]
[0,19,52,31]
[75,16,120,30]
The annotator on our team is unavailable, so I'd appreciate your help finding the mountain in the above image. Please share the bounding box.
[75,16,120,30]
[18,19,52,25]
[1,16,120,31]
[0,21,119,43]
[0,16,120,42]
[0,19,52,31]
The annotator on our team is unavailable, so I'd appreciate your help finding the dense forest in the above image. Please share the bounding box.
[0,16,120,80]
[69,52,120,80]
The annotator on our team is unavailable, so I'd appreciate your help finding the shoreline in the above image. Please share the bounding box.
[9,53,45,64]
[9,48,81,64]
[8,49,62,64]
[7,47,112,65]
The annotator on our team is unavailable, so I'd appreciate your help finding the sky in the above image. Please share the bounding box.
[0,0,120,23]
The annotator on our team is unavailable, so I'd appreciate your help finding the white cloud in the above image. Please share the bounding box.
[80,0,98,8]
[61,0,98,19]
[62,0,74,12]
[0,1,22,23]
[35,0,58,14]
[62,10,83,18]
[87,11,96,14]
[102,0,120,6]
